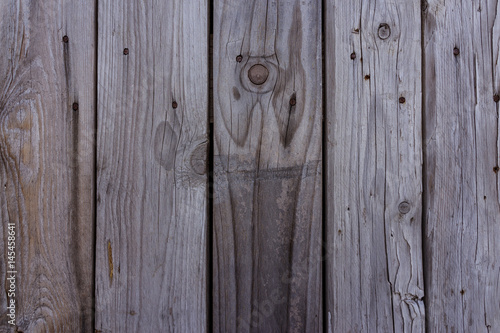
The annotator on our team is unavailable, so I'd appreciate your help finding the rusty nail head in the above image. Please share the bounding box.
[398,201,411,214]
[350,52,356,60]
[236,55,243,62]
[172,101,178,109]
[123,48,129,55]
[399,97,406,104]
[62,35,69,43]
[290,98,296,106]
[453,47,460,56]
[72,103,79,111]
[494,94,500,103]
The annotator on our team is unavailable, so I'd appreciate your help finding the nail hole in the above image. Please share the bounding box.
[364,75,370,80]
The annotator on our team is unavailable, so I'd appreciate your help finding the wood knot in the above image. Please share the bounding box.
[240,56,278,94]
[398,201,411,214]
[190,142,207,175]
[248,64,269,85]
[378,23,391,40]
[154,121,178,171]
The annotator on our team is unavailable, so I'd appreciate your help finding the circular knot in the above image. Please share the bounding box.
[378,23,391,40]
[248,64,269,85]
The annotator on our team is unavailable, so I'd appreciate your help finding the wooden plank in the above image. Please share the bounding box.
[0,0,95,331]
[213,1,322,331]
[423,0,500,331]
[325,0,425,331]
[95,0,208,331]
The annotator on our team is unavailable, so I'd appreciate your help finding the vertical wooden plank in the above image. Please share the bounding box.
[0,0,95,331]
[213,1,322,331]
[95,0,208,331]
[325,0,425,332]
[423,0,500,331]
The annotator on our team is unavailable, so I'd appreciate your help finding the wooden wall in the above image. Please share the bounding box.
[0,0,499,332]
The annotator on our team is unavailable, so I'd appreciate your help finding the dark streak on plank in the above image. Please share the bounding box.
[0,0,96,331]
[213,1,322,331]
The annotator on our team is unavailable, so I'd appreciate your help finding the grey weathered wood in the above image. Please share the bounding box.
[325,0,425,331]
[0,0,95,331]
[423,0,500,331]
[213,1,322,331]
[95,0,208,331]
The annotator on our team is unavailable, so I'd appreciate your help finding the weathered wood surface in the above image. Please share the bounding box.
[325,0,425,332]
[423,0,500,331]
[0,0,96,331]
[95,0,208,331]
[213,0,322,331]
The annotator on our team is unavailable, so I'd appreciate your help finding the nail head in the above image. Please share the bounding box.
[72,103,79,111]
[290,98,296,106]
[494,94,500,103]
[172,101,178,109]
[453,47,460,56]
[236,55,243,62]
[399,97,406,104]
[62,35,69,43]
[123,48,129,55]
[350,52,356,60]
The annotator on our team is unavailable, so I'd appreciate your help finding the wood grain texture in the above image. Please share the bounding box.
[213,1,322,331]
[423,0,500,331]
[95,0,208,331]
[325,0,425,331]
[0,0,96,331]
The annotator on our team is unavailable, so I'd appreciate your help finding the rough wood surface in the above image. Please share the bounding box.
[423,0,500,331]
[95,0,208,331]
[325,0,425,331]
[213,1,323,331]
[0,0,96,331]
